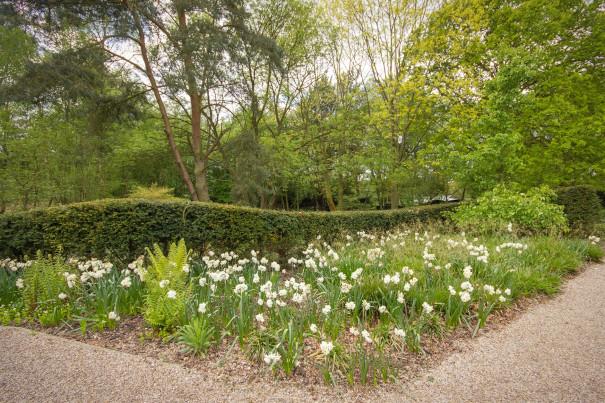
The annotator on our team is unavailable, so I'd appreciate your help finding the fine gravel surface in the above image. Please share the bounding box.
[1,263,604,402]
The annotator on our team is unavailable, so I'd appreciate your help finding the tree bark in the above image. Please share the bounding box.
[323,180,337,212]
[194,159,210,202]
[178,8,210,202]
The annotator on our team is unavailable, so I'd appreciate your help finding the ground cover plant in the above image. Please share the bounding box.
[1,223,602,385]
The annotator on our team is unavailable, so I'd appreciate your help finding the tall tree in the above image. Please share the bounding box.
[335,0,440,209]
[6,0,279,201]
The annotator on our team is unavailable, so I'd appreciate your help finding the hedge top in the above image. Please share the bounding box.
[0,198,457,260]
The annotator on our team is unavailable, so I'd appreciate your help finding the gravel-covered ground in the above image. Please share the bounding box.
[1,263,604,402]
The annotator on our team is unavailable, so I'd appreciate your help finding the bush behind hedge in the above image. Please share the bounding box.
[0,199,456,260]
[555,185,603,233]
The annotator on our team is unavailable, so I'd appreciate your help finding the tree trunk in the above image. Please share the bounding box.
[194,159,210,202]
[389,182,399,210]
[323,180,337,212]
[178,7,209,202]
[131,9,198,201]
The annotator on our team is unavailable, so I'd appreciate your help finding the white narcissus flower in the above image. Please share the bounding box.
[448,285,457,296]
[362,300,371,311]
[309,323,318,333]
[198,277,207,287]
[349,327,360,336]
[463,265,473,279]
[58,293,67,300]
[255,313,265,323]
[459,291,471,303]
[461,281,474,292]
[499,296,506,303]
[198,303,207,314]
[320,341,334,356]
[483,284,495,295]
[397,292,405,303]
[120,276,132,288]
[383,274,391,285]
[159,279,169,288]
[234,283,248,294]
[345,301,356,311]
[263,351,281,366]
[108,311,120,321]
[504,288,511,296]
[361,330,372,344]
[393,327,406,338]
[422,302,433,314]
[378,305,387,314]
[15,278,24,289]
[167,290,177,299]
[351,268,363,281]
[322,305,331,315]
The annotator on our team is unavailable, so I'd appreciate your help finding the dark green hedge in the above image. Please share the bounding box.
[597,190,605,208]
[555,186,603,232]
[0,199,457,260]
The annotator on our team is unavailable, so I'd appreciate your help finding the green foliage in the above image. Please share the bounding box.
[144,240,191,330]
[450,186,568,235]
[555,186,603,233]
[21,253,72,314]
[0,266,20,306]
[177,316,216,356]
[0,199,457,260]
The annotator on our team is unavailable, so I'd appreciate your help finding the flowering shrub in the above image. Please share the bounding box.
[450,185,569,235]
[0,225,601,384]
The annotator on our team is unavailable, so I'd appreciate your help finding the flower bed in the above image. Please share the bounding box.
[0,226,601,385]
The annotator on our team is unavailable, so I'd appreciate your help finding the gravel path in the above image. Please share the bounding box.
[1,263,604,402]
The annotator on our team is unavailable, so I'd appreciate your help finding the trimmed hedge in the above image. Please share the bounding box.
[0,199,457,260]
[597,190,605,208]
[555,186,603,232]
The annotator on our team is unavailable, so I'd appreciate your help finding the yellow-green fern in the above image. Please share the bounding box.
[144,239,191,329]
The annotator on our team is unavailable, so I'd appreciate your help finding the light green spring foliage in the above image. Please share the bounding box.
[450,186,569,235]
[144,240,191,329]
[128,184,180,200]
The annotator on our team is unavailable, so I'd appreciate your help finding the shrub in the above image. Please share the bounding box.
[450,185,568,235]
[555,186,603,233]
[128,184,180,200]
[0,199,457,260]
